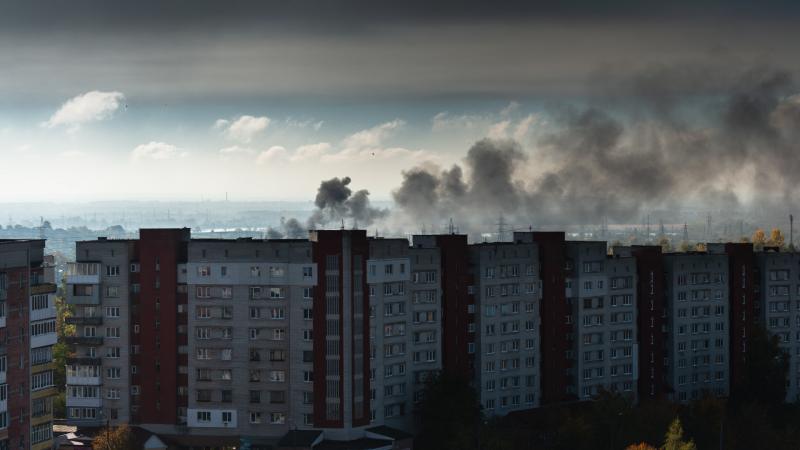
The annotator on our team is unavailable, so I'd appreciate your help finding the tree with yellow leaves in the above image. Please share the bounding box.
[92,424,134,450]
[626,443,657,450]
[752,228,767,250]
[768,228,785,248]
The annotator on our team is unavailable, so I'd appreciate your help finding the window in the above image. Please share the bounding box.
[105,327,121,338]
[106,265,120,277]
[303,266,314,277]
[196,286,211,298]
[303,287,313,299]
[106,367,121,379]
[105,307,120,318]
[250,411,262,424]
[222,411,233,423]
[197,411,211,422]
[197,266,211,277]
[303,308,313,320]
[270,412,286,424]
[105,347,120,358]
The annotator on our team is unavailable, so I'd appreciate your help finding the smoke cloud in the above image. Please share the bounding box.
[390,62,800,235]
[307,176,388,228]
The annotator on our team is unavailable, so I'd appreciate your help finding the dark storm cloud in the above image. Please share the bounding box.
[391,62,800,235]
[3,0,799,31]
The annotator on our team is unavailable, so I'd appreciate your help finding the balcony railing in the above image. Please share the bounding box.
[66,357,102,366]
[65,316,103,326]
[31,283,57,295]
[65,336,104,346]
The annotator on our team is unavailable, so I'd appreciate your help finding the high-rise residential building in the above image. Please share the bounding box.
[185,237,316,440]
[755,248,799,401]
[663,251,730,403]
[470,240,542,414]
[367,238,442,430]
[527,232,572,404]
[0,239,57,450]
[709,243,757,394]
[412,234,474,378]
[566,241,638,401]
[627,245,668,400]
[65,229,189,432]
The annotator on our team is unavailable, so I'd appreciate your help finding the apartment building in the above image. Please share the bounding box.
[367,238,442,431]
[663,251,730,403]
[0,239,57,450]
[65,229,190,433]
[755,248,800,402]
[185,237,316,440]
[567,241,638,401]
[470,241,542,415]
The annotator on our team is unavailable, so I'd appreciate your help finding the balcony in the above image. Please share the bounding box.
[31,332,57,349]
[66,396,103,408]
[31,283,57,295]
[66,374,102,386]
[66,316,103,326]
[66,284,100,305]
[66,336,104,346]
[67,357,102,366]
[66,262,101,285]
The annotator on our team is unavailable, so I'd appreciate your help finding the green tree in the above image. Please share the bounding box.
[662,418,696,450]
[732,325,789,407]
[414,372,482,450]
[92,424,134,450]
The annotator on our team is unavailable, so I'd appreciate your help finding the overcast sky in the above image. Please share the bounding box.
[1,0,799,203]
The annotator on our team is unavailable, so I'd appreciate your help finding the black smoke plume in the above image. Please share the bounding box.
[307,176,388,228]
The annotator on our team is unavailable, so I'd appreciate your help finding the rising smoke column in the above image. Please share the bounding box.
[307,176,388,228]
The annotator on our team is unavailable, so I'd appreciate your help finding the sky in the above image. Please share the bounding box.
[1,0,800,222]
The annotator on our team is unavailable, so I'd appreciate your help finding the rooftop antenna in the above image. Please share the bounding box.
[683,223,689,242]
[706,213,712,241]
[448,218,455,235]
[790,214,794,250]
[659,219,666,238]
[340,219,345,230]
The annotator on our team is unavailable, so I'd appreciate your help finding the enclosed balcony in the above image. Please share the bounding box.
[66,262,101,285]
[65,316,103,326]
[65,336,104,346]
[66,283,100,305]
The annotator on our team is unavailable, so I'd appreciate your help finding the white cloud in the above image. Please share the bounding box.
[513,114,538,141]
[291,142,331,161]
[44,91,125,129]
[216,115,271,143]
[342,119,404,149]
[487,120,511,139]
[132,141,182,161]
[256,146,287,165]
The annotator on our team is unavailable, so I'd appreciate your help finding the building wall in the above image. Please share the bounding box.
[310,230,371,439]
[470,241,541,415]
[663,253,730,403]
[367,238,442,431]
[567,242,638,401]
[67,240,133,426]
[629,246,667,400]
[186,239,315,438]
[0,239,54,450]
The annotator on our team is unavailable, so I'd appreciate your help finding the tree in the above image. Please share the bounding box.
[694,242,706,252]
[662,418,696,450]
[769,228,785,248]
[732,325,789,407]
[627,444,657,450]
[752,228,767,250]
[414,372,482,450]
[92,424,134,450]
[658,237,672,253]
